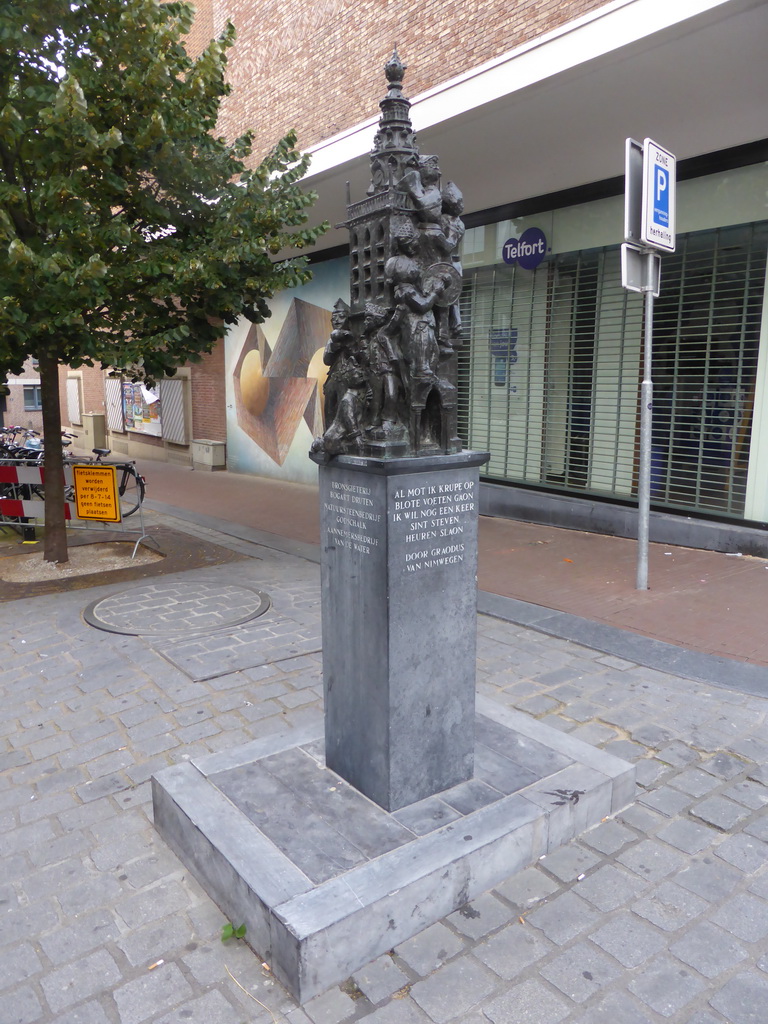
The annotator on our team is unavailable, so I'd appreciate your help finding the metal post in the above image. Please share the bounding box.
[636,264,654,590]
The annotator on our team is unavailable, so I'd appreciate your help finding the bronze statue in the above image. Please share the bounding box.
[310,51,464,462]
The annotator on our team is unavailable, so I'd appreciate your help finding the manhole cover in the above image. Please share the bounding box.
[84,581,271,636]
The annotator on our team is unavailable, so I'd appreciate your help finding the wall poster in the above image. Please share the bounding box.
[122,381,161,436]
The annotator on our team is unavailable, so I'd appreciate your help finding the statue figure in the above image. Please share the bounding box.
[363,302,403,438]
[311,308,367,459]
[437,181,466,349]
[385,229,451,382]
[322,299,355,426]
[398,154,443,228]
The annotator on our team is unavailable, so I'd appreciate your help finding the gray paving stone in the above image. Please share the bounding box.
[626,720,675,745]
[513,695,561,715]
[474,923,554,979]
[637,785,692,816]
[685,1012,731,1024]
[617,802,665,833]
[48,1001,111,1024]
[1,896,59,949]
[352,954,409,1004]
[747,764,768,785]
[40,949,122,1013]
[446,892,513,939]
[122,849,181,889]
[670,767,722,797]
[18,790,79,824]
[653,739,697,764]
[657,818,717,855]
[565,989,655,1024]
[358,1001,431,1024]
[301,986,357,1024]
[483,978,571,1024]
[581,818,635,855]
[628,954,705,1017]
[572,863,649,911]
[691,795,752,831]
[394,922,465,976]
[711,892,768,942]
[538,843,600,883]
[616,838,687,881]
[115,879,191,929]
[0,985,43,1024]
[493,867,559,911]
[709,970,768,1023]
[539,939,622,1003]
[723,779,768,809]
[0,941,43,990]
[0,818,56,858]
[112,962,194,1024]
[117,914,195,968]
[749,873,768,899]
[410,957,498,1023]
[669,920,749,978]
[632,880,709,932]
[524,891,600,945]
[39,909,120,966]
[152,989,240,1024]
[675,856,743,902]
[714,833,768,872]
[590,912,667,968]
[612,737,654,770]
[702,753,748,779]
[57,873,124,916]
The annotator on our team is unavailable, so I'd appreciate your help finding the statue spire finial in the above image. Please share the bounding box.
[384,48,406,88]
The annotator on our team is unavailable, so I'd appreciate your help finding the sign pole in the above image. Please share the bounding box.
[636,277,654,590]
[623,137,675,591]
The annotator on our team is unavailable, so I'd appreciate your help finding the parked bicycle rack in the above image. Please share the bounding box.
[0,460,151,557]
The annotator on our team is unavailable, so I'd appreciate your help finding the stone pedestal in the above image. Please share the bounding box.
[319,451,488,811]
[152,701,635,1004]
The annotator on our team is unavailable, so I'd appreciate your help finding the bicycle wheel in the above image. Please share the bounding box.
[118,465,145,517]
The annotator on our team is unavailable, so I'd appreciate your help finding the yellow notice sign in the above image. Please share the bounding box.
[72,465,122,523]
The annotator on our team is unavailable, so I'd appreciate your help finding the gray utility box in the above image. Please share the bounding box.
[190,439,226,471]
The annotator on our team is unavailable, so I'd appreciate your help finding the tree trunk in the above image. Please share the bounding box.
[38,352,69,563]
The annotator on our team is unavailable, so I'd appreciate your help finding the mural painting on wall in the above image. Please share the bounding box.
[232,297,332,465]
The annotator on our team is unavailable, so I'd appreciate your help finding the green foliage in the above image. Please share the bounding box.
[221,921,247,942]
[0,0,327,381]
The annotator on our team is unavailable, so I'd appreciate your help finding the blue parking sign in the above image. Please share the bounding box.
[641,139,676,252]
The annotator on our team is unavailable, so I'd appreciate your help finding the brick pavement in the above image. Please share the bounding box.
[1,517,767,1023]
[143,459,768,665]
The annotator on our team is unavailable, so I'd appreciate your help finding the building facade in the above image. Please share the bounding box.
[64,0,768,550]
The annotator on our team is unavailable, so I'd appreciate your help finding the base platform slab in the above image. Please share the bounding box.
[152,695,635,1003]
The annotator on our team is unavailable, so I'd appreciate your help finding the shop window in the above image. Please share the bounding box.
[459,220,767,520]
[23,385,42,410]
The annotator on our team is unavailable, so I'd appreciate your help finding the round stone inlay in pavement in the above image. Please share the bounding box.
[83,581,271,637]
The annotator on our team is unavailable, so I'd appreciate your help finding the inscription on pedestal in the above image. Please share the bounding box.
[391,478,476,572]
[324,481,382,556]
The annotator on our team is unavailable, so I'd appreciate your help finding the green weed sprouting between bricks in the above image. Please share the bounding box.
[221,922,247,942]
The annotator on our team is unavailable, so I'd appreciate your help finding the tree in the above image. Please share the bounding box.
[0,0,327,562]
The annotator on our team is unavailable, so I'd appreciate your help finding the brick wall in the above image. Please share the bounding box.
[190,342,227,441]
[191,0,611,157]
[80,366,106,416]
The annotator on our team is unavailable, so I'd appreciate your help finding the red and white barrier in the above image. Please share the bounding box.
[0,463,78,522]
